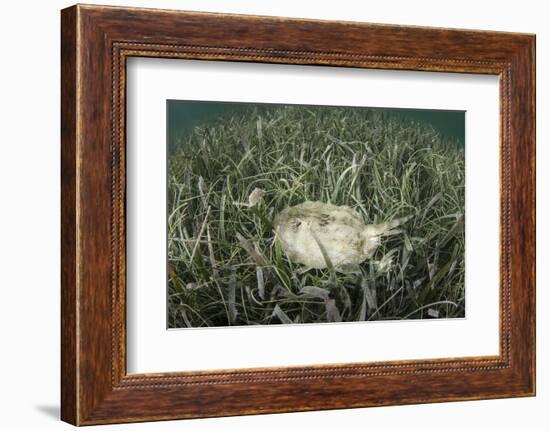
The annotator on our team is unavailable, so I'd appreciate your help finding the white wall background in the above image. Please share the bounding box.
[0,0,546,429]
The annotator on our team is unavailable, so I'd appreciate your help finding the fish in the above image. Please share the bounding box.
[273,201,411,271]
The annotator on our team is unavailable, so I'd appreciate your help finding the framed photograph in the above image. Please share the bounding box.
[61,4,536,425]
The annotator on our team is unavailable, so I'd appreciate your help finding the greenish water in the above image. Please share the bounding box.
[167,100,465,150]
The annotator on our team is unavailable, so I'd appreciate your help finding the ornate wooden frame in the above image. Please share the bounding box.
[61,4,536,425]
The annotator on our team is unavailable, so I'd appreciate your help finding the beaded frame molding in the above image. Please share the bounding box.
[61,4,535,425]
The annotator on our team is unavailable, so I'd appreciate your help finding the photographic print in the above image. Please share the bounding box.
[61,7,536,423]
[167,101,465,328]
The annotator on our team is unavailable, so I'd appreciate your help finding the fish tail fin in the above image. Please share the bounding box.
[364,215,413,237]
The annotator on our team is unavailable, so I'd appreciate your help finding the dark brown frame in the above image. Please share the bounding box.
[61,4,536,426]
